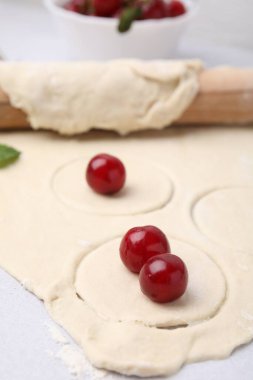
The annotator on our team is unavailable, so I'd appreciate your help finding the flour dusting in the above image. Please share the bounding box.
[47,323,107,379]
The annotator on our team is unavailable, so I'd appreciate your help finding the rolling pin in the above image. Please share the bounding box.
[0,67,253,129]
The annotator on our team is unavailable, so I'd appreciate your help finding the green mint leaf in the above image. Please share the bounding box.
[118,6,142,33]
[0,144,21,168]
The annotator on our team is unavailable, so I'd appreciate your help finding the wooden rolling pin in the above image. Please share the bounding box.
[0,67,253,129]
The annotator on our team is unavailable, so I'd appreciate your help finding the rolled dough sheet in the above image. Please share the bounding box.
[0,60,201,135]
[0,126,253,377]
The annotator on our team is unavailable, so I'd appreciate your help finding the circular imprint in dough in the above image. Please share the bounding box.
[192,187,253,251]
[75,238,226,328]
[52,157,173,215]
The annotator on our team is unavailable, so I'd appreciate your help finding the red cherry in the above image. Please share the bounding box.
[139,253,188,303]
[64,2,79,12]
[120,226,170,273]
[113,8,122,18]
[142,0,167,20]
[166,0,187,17]
[64,0,87,13]
[86,153,126,195]
[93,0,121,17]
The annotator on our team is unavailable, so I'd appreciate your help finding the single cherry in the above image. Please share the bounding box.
[142,0,167,20]
[64,0,87,13]
[93,0,121,17]
[139,253,188,303]
[86,153,126,195]
[120,226,170,273]
[166,0,187,17]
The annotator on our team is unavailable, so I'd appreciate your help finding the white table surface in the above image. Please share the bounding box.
[0,1,253,379]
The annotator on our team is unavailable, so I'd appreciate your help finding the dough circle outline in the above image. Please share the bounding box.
[51,156,174,216]
[192,186,253,251]
[74,237,227,329]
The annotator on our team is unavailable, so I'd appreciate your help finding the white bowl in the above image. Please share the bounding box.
[44,0,199,60]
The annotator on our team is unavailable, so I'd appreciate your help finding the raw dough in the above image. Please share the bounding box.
[0,60,201,135]
[75,238,226,327]
[52,156,173,215]
[193,187,253,251]
[0,126,253,377]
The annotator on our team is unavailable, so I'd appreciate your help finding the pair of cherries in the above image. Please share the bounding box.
[120,225,188,303]
[86,154,188,303]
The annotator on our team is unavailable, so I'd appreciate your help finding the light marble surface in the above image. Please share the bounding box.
[0,1,253,380]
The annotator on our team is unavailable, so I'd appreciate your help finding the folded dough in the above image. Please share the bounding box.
[0,60,202,135]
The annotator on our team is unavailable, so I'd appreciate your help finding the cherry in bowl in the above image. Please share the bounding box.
[120,225,170,273]
[86,153,126,195]
[142,0,167,20]
[94,0,121,17]
[139,253,188,303]
[166,0,187,17]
